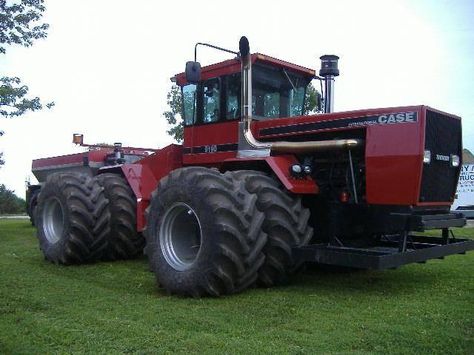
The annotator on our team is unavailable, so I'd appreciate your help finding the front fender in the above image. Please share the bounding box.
[264,155,318,194]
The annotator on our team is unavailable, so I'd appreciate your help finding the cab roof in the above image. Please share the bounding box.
[175,53,316,86]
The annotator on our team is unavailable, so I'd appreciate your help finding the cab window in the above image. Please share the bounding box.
[182,84,197,125]
[252,64,310,119]
[202,78,220,123]
[225,74,240,119]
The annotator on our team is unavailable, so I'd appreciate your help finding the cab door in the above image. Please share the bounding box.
[183,75,241,165]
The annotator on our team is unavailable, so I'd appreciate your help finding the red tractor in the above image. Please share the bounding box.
[31,37,474,297]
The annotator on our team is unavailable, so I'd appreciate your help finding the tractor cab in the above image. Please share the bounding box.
[175,54,316,124]
[174,54,318,163]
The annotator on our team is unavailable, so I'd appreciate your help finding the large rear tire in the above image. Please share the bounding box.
[36,173,109,264]
[95,173,145,260]
[145,167,267,297]
[232,171,313,287]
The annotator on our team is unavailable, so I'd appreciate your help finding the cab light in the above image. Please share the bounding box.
[72,133,84,145]
[451,154,460,167]
[423,150,431,164]
[290,164,303,178]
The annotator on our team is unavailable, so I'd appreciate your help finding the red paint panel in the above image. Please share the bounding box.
[32,150,109,169]
[139,144,183,183]
[365,109,424,205]
[185,121,238,147]
[183,121,238,165]
[121,144,183,231]
[183,152,236,165]
[120,164,157,232]
[184,125,193,149]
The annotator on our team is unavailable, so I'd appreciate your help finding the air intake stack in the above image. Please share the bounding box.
[319,55,339,113]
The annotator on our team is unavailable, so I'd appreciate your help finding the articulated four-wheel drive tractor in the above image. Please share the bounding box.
[27,37,474,297]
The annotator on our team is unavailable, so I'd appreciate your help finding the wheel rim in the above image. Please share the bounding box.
[160,202,202,271]
[42,197,65,244]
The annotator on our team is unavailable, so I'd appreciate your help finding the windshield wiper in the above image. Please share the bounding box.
[282,69,297,92]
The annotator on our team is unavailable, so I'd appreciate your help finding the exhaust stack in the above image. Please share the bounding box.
[319,55,339,113]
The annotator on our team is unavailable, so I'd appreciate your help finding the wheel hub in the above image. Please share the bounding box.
[42,197,65,244]
[160,202,202,271]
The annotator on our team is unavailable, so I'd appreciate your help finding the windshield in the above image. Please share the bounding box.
[252,64,310,119]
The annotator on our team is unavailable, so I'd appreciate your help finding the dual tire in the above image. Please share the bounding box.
[145,167,267,297]
[145,167,313,296]
[36,173,109,264]
[36,172,144,264]
[95,173,145,260]
[232,171,313,286]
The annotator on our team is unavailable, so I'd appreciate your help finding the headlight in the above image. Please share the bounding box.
[451,154,460,167]
[423,150,431,164]
[290,164,302,176]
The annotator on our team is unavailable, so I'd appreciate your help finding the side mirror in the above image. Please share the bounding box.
[185,61,201,84]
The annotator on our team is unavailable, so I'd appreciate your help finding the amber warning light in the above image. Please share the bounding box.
[72,133,84,145]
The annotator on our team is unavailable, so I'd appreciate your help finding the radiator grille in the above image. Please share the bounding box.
[419,110,462,202]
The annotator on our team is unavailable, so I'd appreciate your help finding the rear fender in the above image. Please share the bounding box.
[119,164,157,231]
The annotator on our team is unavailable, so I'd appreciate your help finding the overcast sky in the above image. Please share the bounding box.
[1,0,473,197]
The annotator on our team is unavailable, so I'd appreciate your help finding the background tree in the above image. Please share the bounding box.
[163,85,183,142]
[303,82,321,115]
[1,76,54,117]
[0,0,53,173]
[0,0,54,119]
[0,184,26,214]
[0,131,4,167]
[164,82,320,142]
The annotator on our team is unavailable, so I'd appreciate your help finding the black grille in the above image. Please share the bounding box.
[419,110,462,202]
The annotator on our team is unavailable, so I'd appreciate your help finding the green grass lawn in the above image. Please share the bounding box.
[0,220,473,354]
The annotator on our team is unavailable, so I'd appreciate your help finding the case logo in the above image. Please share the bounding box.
[377,112,416,124]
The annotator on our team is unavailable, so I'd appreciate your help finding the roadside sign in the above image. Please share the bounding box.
[452,164,474,211]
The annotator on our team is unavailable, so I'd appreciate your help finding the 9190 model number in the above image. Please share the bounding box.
[204,145,218,153]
